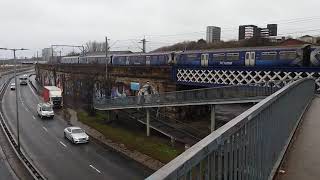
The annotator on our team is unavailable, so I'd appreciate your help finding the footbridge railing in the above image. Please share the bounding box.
[94,80,294,110]
[145,78,315,180]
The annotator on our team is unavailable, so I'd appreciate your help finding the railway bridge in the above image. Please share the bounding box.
[174,66,320,91]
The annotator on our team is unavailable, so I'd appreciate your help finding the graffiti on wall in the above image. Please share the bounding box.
[93,81,105,99]
[111,82,131,98]
[138,81,158,96]
[65,75,73,95]
[56,74,64,92]
[41,70,55,86]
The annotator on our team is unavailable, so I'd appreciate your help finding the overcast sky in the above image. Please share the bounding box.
[0,0,320,58]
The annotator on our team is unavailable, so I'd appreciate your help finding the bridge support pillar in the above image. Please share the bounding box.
[211,105,215,132]
[146,109,150,136]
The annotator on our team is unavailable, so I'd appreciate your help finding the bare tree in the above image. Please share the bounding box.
[85,41,107,53]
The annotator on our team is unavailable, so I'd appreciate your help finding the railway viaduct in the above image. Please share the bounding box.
[35,64,176,109]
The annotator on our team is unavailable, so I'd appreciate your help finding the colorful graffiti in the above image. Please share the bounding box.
[111,82,131,98]
[56,74,64,93]
[42,71,55,86]
[138,81,158,96]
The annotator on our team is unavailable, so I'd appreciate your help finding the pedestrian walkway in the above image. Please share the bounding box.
[94,85,277,110]
[277,96,320,180]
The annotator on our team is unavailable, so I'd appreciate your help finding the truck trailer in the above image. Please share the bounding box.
[43,86,63,108]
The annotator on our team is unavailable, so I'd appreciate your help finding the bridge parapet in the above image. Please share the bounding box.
[145,78,314,180]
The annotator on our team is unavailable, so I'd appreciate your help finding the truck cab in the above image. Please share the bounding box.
[43,86,63,108]
[37,103,54,119]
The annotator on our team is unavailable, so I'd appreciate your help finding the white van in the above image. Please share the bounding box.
[37,103,54,119]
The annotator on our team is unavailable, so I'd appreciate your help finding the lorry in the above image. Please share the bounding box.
[42,86,63,108]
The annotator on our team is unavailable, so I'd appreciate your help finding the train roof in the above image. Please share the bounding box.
[177,45,310,54]
[61,56,79,59]
[84,54,109,58]
[112,51,174,57]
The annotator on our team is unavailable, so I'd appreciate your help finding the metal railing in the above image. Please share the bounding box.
[145,78,315,180]
[94,80,294,110]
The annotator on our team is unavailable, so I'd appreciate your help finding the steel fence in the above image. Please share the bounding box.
[145,78,315,180]
[94,80,294,110]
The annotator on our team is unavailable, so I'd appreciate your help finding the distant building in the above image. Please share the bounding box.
[42,48,57,61]
[280,38,309,46]
[239,24,278,40]
[268,36,286,43]
[267,24,278,36]
[299,35,317,44]
[239,25,259,40]
[206,26,221,43]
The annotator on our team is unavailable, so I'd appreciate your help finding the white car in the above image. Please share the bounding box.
[64,127,89,144]
[37,103,54,119]
[10,83,16,90]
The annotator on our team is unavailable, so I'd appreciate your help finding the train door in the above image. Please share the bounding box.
[245,52,255,66]
[146,56,151,66]
[201,54,209,67]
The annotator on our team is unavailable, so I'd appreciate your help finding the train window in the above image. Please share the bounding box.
[245,53,249,59]
[186,54,198,60]
[226,53,239,61]
[279,51,297,60]
[212,53,225,61]
[159,55,165,62]
[261,52,277,60]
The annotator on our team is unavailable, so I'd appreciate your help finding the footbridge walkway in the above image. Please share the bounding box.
[145,78,315,180]
[93,80,295,147]
[94,82,283,111]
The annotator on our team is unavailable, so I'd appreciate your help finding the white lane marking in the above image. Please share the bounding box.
[32,116,36,120]
[42,127,48,132]
[24,107,29,112]
[59,141,67,148]
[89,165,101,174]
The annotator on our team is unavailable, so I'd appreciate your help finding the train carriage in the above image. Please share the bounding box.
[175,45,308,68]
[60,56,79,64]
[112,52,174,66]
[58,45,320,68]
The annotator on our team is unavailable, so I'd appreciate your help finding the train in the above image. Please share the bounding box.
[58,45,320,68]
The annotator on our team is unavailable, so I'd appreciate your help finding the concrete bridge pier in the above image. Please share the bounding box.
[146,109,150,136]
[211,105,215,132]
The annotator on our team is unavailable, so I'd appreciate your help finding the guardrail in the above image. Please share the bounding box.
[145,78,314,180]
[0,70,46,180]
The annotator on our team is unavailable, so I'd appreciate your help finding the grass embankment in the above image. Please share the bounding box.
[77,111,183,163]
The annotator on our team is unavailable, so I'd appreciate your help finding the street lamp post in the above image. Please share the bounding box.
[0,47,28,151]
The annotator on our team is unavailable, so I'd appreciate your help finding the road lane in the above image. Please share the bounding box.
[0,73,33,180]
[2,77,152,180]
[25,76,153,178]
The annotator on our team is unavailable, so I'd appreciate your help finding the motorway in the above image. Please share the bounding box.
[0,73,20,180]
[1,74,152,179]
